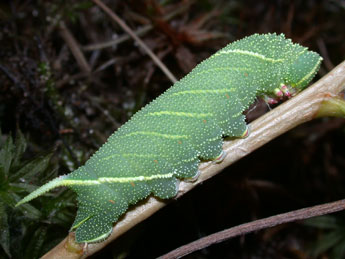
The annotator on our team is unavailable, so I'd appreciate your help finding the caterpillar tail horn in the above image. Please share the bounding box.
[15,175,67,207]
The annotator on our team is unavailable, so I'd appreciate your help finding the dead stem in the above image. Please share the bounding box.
[82,3,193,51]
[59,21,91,73]
[159,199,345,259]
[91,0,177,83]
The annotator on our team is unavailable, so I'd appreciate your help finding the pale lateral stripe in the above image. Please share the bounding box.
[61,173,175,186]
[15,171,174,206]
[296,56,323,86]
[171,88,235,96]
[215,49,284,63]
[146,111,213,118]
[121,131,188,139]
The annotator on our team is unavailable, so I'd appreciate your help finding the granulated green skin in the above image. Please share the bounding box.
[17,33,322,243]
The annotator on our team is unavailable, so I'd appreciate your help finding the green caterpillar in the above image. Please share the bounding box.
[16,33,322,243]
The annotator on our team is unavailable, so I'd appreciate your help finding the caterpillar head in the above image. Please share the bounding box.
[285,49,323,91]
[265,48,322,104]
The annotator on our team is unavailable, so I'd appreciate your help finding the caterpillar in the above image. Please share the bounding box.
[16,33,322,243]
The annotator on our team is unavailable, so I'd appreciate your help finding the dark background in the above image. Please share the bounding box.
[0,0,345,258]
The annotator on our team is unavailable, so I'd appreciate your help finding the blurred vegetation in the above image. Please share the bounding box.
[0,0,344,258]
[0,130,75,258]
[305,216,345,259]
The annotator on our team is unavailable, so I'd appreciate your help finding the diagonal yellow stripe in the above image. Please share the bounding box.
[101,153,169,161]
[188,66,251,79]
[171,88,235,96]
[146,111,213,118]
[121,131,189,139]
[214,49,284,63]
[296,56,323,86]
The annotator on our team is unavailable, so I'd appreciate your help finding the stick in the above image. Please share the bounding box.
[83,3,193,51]
[59,22,91,73]
[158,199,345,258]
[91,0,177,83]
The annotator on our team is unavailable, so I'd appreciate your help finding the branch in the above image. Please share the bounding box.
[42,61,345,258]
[159,199,345,258]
